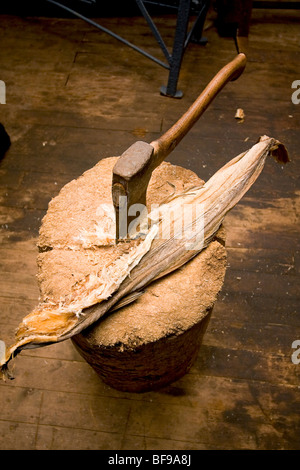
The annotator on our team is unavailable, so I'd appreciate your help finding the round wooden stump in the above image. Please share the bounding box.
[38,156,226,393]
[72,229,226,393]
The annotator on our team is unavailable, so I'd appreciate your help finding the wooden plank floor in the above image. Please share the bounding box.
[0,7,299,450]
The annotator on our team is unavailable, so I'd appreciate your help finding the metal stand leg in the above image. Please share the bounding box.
[190,0,210,44]
[45,0,211,98]
[160,0,191,98]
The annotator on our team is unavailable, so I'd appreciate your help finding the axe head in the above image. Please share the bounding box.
[112,141,155,241]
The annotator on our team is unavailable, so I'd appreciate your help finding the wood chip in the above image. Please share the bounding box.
[235,108,245,122]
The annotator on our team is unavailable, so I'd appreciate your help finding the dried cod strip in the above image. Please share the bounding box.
[0,136,289,379]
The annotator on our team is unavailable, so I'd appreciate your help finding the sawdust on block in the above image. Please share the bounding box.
[38,158,203,251]
[37,157,223,349]
[37,159,204,304]
[36,159,226,350]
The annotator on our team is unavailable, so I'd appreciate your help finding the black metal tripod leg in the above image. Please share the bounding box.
[160,0,191,98]
[190,0,210,45]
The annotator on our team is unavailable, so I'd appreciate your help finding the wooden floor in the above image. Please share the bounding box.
[0,7,299,450]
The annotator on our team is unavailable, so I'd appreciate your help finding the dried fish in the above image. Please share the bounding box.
[0,136,289,379]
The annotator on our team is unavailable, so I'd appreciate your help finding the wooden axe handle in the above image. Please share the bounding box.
[150,53,247,167]
[112,53,246,239]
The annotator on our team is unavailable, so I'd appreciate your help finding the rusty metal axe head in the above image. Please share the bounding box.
[112,141,155,240]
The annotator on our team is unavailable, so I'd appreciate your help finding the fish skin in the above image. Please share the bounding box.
[0,136,289,379]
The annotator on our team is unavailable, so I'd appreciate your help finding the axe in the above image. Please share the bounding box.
[112,53,246,241]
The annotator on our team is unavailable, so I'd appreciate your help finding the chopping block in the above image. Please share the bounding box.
[57,159,227,393]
